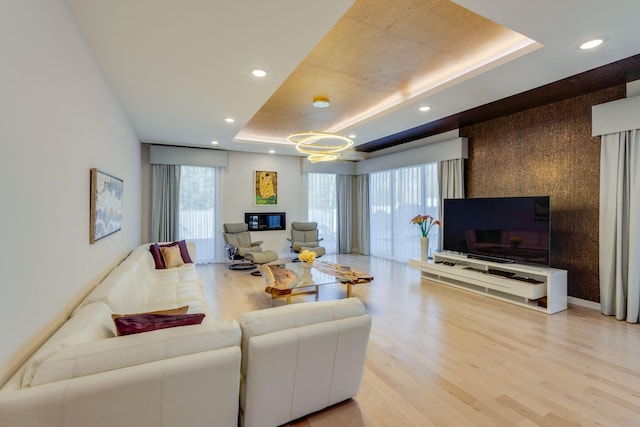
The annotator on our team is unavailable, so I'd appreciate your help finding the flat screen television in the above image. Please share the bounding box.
[442,196,550,266]
[245,212,286,231]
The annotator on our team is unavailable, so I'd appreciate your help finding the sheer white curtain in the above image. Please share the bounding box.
[178,166,222,264]
[307,173,337,254]
[369,163,439,261]
[599,129,640,322]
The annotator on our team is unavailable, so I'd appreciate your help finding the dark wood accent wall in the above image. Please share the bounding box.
[460,85,626,302]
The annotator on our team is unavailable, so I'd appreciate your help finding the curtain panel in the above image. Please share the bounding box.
[599,129,640,322]
[438,158,465,249]
[150,164,181,242]
[356,174,370,255]
[337,175,354,253]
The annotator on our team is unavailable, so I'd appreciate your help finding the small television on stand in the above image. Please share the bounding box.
[442,196,550,266]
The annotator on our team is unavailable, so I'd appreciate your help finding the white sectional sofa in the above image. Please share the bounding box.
[0,242,372,427]
[0,243,242,427]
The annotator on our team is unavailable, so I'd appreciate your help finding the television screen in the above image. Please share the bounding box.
[245,212,286,231]
[442,196,550,266]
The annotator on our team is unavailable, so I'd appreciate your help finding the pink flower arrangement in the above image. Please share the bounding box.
[411,214,441,237]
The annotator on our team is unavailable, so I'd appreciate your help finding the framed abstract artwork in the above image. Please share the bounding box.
[255,170,278,205]
[90,168,124,244]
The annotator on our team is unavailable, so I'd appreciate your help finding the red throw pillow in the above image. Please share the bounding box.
[113,313,205,336]
[149,243,166,269]
[149,240,193,269]
[171,240,194,264]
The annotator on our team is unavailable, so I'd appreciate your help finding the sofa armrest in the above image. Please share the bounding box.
[0,348,241,427]
[30,321,240,387]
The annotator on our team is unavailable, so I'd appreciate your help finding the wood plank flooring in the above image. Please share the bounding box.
[197,254,640,427]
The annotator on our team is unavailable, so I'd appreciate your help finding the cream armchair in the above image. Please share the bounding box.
[223,223,264,258]
[287,221,325,256]
[223,223,278,268]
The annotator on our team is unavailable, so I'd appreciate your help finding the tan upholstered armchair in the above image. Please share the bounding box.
[222,223,263,258]
[287,221,325,256]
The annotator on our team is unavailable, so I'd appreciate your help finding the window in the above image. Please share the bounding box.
[179,166,219,263]
[369,163,439,261]
[307,173,337,254]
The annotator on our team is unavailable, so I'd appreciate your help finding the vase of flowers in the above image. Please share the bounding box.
[411,214,441,261]
[298,249,316,281]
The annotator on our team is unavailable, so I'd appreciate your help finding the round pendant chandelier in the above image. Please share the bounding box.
[287,131,354,163]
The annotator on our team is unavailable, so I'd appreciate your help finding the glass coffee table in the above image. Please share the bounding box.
[260,260,373,304]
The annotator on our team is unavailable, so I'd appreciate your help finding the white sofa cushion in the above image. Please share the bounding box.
[80,268,146,314]
[21,302,115,388]
[30,320,241,387]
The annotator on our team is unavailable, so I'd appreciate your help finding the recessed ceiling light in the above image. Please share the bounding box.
[348,134,356,138]
[224,117,235,123]
[419,106,431,112]
[312,96,330,108]
[252,69,267,77]
[210,140,219,145]
[580,39,603,50]
[268,149,275,154]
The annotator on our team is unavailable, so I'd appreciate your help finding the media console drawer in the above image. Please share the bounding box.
[425,264,546,299]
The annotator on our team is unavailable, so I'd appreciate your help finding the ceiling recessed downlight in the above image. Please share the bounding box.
[312,96,330,108]
[419,106,431,112]
[224,117,235,123]
[580,39,603,50]
[210,140,219,145]
[252,69,267,77]
[268,149,275,154]
[348,134,356,138]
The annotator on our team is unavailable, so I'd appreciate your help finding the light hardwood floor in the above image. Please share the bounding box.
[197,254,640,427]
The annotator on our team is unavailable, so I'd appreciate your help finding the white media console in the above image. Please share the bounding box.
[409,252,567,314]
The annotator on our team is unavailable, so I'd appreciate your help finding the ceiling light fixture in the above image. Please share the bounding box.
[287,131,353,163]
[210,140,219,145]
[312,96,330,108]
[419,105,431,112]
[252,69,267,77]
[580,38,603,50]
[224,117,235,123]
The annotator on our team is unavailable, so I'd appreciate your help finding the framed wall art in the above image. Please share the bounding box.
[90,168,124,244]
[255,170,278,205]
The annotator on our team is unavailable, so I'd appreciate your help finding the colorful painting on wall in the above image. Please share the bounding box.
[90,168,124,244]
[255,170,278,205]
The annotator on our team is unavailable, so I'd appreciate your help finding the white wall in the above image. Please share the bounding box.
[224,152,304,255]
[0,0,141,384]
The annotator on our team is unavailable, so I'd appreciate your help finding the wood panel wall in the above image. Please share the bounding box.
[460,85,626,302]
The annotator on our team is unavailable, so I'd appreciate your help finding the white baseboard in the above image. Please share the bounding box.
[568,296,601,311]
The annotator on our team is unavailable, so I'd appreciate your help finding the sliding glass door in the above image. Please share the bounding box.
[178,166,219,263]
[369,163,439,261]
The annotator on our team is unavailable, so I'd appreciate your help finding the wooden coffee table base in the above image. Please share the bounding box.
[266,284,319,304]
